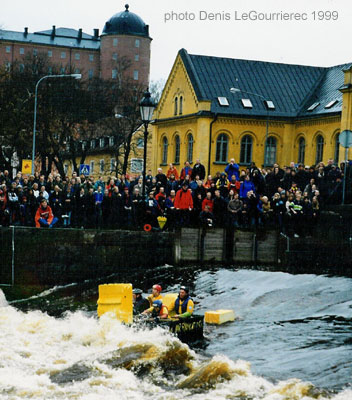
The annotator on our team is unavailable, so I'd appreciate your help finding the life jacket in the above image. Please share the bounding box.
[175,295,191,314]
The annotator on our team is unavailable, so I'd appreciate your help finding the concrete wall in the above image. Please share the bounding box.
[0,227,173,285]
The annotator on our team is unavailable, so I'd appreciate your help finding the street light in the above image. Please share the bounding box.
[139,89,156,200]
[230,87,270,168]
[31,73,82,175]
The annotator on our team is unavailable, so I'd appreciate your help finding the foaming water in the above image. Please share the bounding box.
[0,297,351,400]
[1,268,352,399]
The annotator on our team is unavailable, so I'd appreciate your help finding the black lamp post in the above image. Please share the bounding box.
[139,89,155,200]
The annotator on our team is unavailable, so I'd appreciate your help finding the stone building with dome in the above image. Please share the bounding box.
[0,4,151,87]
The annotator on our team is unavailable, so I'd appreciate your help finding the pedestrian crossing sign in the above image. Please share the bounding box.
[79,164,90,176]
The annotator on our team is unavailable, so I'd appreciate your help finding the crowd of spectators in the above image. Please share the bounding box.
[0,157,350,236]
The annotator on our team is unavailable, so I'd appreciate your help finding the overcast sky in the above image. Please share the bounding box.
[2,0,352,83]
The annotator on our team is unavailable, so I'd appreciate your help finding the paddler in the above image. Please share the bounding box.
[173,285,194,319]
[147,284,163,306]
[142,300,168,320]
[142,284,163,315]
[132,288,150,314]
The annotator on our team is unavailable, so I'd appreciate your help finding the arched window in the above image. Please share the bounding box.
[187,133,194,163]
[174,97,178,116]
[162,137,168,164]
[264,137,277,166]
[334,134,340,163]
[215,134,228,163]
[174,135,180,164]
[179,96,183,115]
[240,135,253,164]
[298,137,305,164]
[315,135,324,164]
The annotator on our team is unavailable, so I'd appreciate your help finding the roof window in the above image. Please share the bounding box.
[218,97,229,106]
[307,102,320,111]
[265,100,275,110]
[325,99,338,109]
[241,99,253,109]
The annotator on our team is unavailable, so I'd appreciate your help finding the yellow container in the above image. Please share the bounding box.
[97,283,133,324]
[162,293,178,317]
[204,309,235,325]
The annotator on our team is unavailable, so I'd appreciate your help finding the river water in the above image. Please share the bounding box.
[1,267,351,399]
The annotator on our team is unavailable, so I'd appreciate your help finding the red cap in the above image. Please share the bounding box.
[153,284,162,293]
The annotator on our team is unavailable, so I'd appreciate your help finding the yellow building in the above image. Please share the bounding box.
[63,125,152,179]
[152,49,352,176]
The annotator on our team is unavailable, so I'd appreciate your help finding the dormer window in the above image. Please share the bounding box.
[100,138,105,148]
[91,139,96,149]
[241,99,253,109]
[109,136,115,146]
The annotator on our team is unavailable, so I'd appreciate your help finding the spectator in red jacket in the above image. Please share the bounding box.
[35,199,58,228]
[180,161,193,181]
[174,183,193,227]
[202,191,214,213]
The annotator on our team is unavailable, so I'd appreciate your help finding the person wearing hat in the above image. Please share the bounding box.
[173,286,194,319]
[150,300,168,319]
[142,284,163,315]
[132,288,150,315]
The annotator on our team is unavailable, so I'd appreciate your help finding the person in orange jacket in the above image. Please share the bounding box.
[166,163,179,181]
[35,199,58,228]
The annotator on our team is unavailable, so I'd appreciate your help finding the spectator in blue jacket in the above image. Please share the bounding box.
[225,158,240,181]
[240,175,256,199]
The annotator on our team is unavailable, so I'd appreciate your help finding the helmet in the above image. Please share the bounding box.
[133,288,143,295]
[153,284,162,293]
[180,285,189,293]
[152,300,162,308]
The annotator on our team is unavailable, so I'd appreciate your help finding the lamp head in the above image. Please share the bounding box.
[139,89,155,123]
[230,87,241,93]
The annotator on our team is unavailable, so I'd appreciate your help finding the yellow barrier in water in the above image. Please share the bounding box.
[204,309,235,325]
[162,293,178,317]
[97,283,133,324]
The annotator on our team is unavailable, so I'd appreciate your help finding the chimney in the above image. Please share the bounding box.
[24,27,28,37]
[51,25,56,39]
[78,28,82,41]
[93,28,99,40]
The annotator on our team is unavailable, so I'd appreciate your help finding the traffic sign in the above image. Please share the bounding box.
[339,130,352,148]
[79,164,90,176]
[22,159,32,174]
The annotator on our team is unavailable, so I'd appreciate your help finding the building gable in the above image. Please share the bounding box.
[155,52,208,120]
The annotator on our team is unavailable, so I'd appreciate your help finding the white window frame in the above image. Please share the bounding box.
[135,39,140,48]
[6,46,11,53]
[88,69,94,79]
[75,53,80,60]
[89,54,94,61]
[48,50,52,57]
[112,69,117,79]
[134,54,139,61]
[61,51,66,59]
[113,38,118,46]
[19,47,24,55]
[133,70,139,80]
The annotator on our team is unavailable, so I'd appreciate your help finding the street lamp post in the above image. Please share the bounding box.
[230,87,270,168]
[139,90,156,200]
[31,73,82,175]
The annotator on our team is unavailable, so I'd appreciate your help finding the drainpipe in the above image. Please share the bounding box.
[208,113,218,176]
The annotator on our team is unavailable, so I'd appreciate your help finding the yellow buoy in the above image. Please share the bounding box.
[97,283,133,324]
[204,309,235,325]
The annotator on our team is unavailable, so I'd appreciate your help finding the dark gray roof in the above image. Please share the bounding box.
[179,48,349,119]
[0,28,100,50]
[102,4,150,38]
